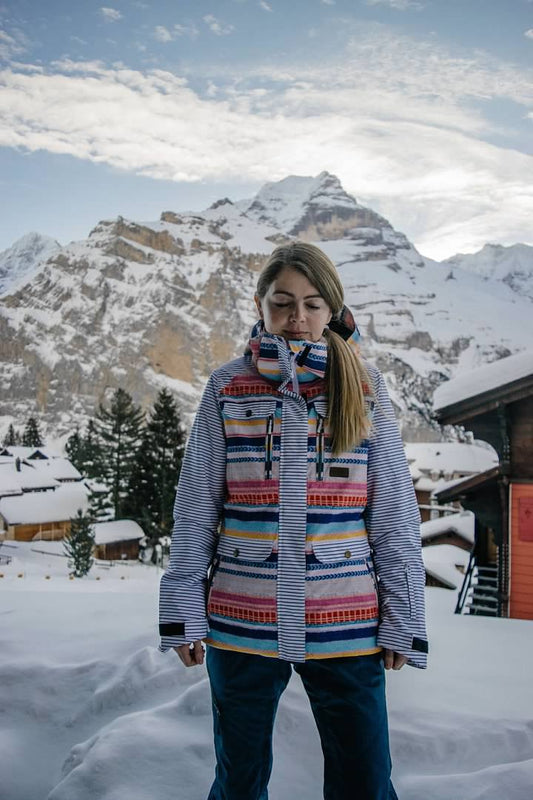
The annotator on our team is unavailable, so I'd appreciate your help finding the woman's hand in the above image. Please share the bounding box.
[174,640,205,667]
[383,649,408,670]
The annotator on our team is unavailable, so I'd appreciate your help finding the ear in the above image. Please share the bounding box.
[254,293,263,319]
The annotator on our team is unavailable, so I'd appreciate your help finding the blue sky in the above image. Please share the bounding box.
[1,0,532,258]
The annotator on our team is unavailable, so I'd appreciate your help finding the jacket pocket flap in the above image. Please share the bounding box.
[217,535,274,562]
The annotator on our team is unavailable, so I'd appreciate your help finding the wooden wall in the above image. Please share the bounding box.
[510,482,533,620]
[511,397,533,479]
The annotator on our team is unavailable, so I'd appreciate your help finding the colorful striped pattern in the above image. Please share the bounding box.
[159,328,428,668]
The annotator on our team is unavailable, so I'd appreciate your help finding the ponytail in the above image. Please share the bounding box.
[324,329,373,455]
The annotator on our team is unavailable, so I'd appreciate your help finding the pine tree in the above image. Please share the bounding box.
[125,388,186,543]
[64,509,95,578]
[3,423,19,447]
[22,416,44,447]
[65,426,83,469]
[94,388,144,519]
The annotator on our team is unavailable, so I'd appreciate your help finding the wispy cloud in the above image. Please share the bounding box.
[100,7,122,23]
[0,28,29,60]
[153,26,172,43]
[259,1,273,10]
[321,1,336,6]
[366,0,424,10]
[525,29,533,40]
[203,15,234,36]
[153,22,199,42]
[1,29,531,258]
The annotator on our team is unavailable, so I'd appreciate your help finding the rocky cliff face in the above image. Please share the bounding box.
[0,172,531,442]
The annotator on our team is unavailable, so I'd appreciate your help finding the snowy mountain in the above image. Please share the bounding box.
[0,232,60,296]
[441,243,533,301]
[0,172,531,443]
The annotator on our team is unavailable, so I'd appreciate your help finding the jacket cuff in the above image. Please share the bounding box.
[377,624,429,669]
[158,619,209,653]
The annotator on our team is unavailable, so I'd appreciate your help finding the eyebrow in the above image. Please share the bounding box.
[272,290,323,299]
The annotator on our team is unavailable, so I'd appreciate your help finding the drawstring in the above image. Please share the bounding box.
[291,351,300,394]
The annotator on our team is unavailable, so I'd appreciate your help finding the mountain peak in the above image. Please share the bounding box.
[236,171,390,241]
[0,232,60,296]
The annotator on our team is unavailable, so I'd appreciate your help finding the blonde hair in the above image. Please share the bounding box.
[256,242,372,454]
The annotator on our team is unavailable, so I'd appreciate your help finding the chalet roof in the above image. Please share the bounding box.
[434,466,502,503]
[0,485,89,525]
[433,350,533,422]
[422,544,470,589]
[406,442,498,480]
[0,461,60,495]
[2,446,60,459]
[420,511,475,544]
[92,520,144,544]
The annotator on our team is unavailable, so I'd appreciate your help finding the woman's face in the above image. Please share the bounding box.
[255,266,332,343]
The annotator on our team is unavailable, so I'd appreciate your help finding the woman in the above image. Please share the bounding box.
[159,242,428,800]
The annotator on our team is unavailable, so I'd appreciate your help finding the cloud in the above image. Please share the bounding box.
[0,33,531,258]
[0,28,29,60]
[100,7,122,23]
[366,0,423,10]
[525,29,533,40]
[203,15,234,36]
[153,23,199,42]
[259,1,273,10]
[321,1,336,5]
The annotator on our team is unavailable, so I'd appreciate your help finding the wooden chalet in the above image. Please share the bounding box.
[433,351,533,620]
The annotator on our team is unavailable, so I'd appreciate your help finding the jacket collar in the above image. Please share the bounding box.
[248,321,328,387]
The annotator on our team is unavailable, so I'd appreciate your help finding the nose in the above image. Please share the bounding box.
[289,302,306,322]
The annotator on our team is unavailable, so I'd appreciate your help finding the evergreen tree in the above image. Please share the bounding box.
[22,416,44,447]
[94,388,144,519]
[65,426,83,469]
[64,509,95,577]
[2,423,19,447]
[125,388,186,543]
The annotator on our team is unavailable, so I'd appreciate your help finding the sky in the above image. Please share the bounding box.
[0,0,532,260]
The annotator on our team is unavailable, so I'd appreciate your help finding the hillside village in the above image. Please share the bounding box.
[1,347,532,622]
[1,173,532,619]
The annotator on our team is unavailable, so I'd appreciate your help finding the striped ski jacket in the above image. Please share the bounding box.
[159,327,428,668]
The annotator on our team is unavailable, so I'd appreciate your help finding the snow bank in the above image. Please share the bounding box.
[1,556,532,800]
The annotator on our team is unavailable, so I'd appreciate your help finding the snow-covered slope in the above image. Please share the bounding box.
[442,243,533,301]
[1,548,532,800]
[0,172,531,442]
[0,232,60,296]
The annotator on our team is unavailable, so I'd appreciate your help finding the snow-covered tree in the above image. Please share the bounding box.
[94,388,144,519]
[125,388,185,544]
[22,416,43,447]
[64,509,95,578]
[2,423,20,446]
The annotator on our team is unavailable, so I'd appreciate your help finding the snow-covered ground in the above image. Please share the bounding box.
[1,542,532,800]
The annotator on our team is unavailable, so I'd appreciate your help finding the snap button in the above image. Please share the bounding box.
[344,550,352,559]
[233,548,240,558]
[245,409,252,417]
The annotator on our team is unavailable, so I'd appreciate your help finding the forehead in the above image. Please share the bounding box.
[268,266,322,297]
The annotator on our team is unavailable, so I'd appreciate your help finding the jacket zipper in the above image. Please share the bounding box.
[265,414,274,479]
[316,414,325,481]
[206,553,221,614]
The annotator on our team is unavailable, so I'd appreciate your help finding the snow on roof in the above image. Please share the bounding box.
[405,442,498,478]
[27,457,82,481]
[92,520,144,544]
[0,484,89,524]
[422,544,470,589]
[2,446,62,459]
[0,461,60,494]
[421,511,475,544]
[433,349,533,411]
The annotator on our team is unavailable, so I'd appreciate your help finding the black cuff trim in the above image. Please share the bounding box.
[412,636,429,654]
[159,622,185,636]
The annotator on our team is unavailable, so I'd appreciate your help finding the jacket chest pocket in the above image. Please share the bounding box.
[222,398,279,482]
